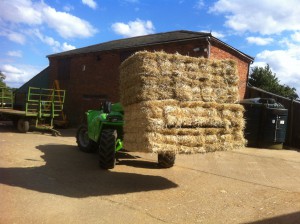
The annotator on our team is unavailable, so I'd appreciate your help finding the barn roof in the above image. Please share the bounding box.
[15,67,50,93]
[47,30,254,62]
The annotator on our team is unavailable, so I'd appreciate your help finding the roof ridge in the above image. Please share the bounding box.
[46,30,253,62]
[48,30,211,57]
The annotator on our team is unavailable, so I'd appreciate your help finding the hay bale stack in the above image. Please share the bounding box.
[120,51,245,154]
[124,131,245,154]
[123,100,244,131]
[120,51,239,105]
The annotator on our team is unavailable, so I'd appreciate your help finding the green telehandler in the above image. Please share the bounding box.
[76,101,175,169]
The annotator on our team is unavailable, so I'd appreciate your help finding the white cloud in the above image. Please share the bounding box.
[0,64,42,88]
[254,43,300,96]
[112,19,155,37]
[7,51,23,58]
[291,32,300,42]
[1,64,23,75]
[63,4,74,12]
[0,0,42,25]
[0,28,26,44]
[7,32,26,44]
[201,30,225,39]
[251,61,267,68]
[31,29,76,52]
[195,0,205,9]
[246,36,274,46]
[42,6,97,39]
[211,31,225,39]
[32,29,60,50]
[62,42,76,51]
[0,0,97,40]
[209,0,300,35]
[82,0,97,9]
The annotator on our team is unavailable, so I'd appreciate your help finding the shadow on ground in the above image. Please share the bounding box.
[0,121,17,133]
[0,144,178,198]
[116,151,160,169]
[0,120,77,137]
[246,211,300,224]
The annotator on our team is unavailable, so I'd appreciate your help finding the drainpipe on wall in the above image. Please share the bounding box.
[206,36,211,58]
[246,60,254,98]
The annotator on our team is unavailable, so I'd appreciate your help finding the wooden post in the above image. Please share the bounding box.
[288,99,294,146]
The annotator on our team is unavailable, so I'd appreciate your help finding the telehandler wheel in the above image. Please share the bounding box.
[158,152,176,168]
[76,124,97,153]
[99,129,116,169]
[17,118,29,133]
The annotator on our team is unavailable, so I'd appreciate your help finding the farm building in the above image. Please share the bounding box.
[18,30,254,125]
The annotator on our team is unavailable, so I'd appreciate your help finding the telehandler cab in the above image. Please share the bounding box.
[76,101,175,169]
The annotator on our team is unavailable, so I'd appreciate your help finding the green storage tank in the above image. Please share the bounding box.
[240,98,288,149]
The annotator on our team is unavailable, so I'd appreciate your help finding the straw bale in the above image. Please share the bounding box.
[123,100,245,131]
[124,128,245,147]
[120,51,240,105]
[156,127,240,135]
[123,130,245,154]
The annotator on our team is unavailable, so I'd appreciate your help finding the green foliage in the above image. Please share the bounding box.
[0,71,16,94]
[0,70,6,88]
[249,65,299,99]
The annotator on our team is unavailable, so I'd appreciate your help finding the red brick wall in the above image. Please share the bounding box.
[49,52,121,123]
[49,39,251,125]
[210,42,250,100]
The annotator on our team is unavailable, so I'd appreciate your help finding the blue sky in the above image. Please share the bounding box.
[1,0,300,96]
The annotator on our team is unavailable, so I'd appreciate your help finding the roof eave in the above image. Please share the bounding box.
[210,36,254,62]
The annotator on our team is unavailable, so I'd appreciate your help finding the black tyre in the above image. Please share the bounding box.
[76,124,97,153]
[99,129,116,169]
[158,152,176,168]
[17,118,29,133]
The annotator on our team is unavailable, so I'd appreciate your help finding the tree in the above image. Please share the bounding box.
[249,64,299,99]
[0,70,7,88]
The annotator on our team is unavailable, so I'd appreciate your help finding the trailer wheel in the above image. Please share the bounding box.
[76,124,97,153]
[17,118,29,133]
[158,152,176,168]
[99,129,116,169]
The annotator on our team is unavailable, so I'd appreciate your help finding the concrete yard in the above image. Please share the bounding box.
[0,121,300,224]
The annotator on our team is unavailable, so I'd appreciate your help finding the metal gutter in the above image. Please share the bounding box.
[211,37,254,62]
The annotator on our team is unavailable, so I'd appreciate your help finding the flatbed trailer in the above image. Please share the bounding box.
[0,87,66,135]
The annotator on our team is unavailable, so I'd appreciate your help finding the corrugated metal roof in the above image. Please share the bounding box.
[47,30,254,61]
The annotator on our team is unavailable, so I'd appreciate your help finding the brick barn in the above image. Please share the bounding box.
[41,30,254,125]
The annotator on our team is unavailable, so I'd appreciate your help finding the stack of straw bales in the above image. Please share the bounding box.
[120,51,245,154]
